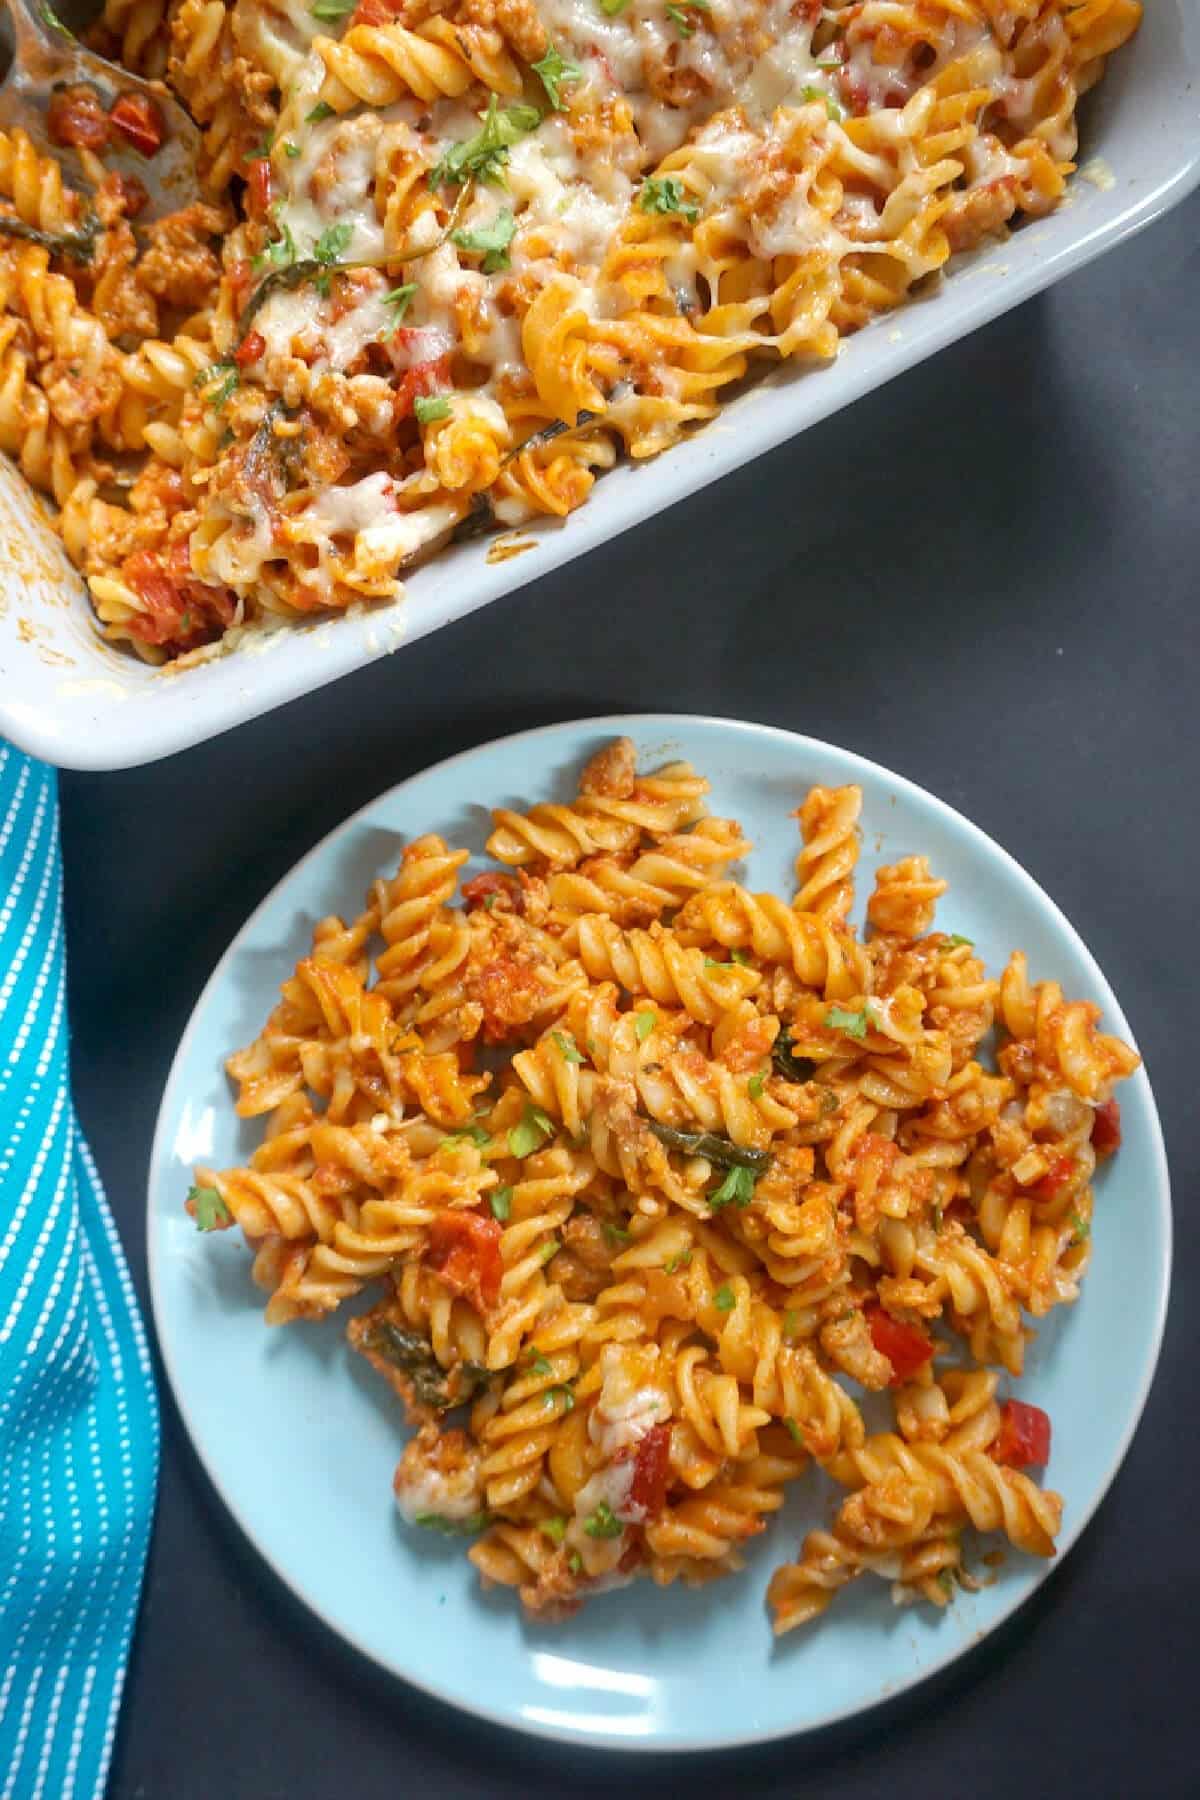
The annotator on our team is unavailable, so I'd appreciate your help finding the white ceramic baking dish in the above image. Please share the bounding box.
[1,3,1197,771]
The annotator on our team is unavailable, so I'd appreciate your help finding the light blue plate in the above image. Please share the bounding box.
[147,715,1170,1751]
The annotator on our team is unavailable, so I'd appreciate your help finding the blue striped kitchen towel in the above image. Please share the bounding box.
[0,742,158,1800]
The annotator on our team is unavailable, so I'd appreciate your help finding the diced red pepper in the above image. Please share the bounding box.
[109,92,166,158]
[993,1399,1051,1469]
[427,1210,503,1311]
[1034,1154,1075,1200]
[395,355,452,419]
[866,1306,933,1384]
[351,0,403,22]
[47,87,111,153]
[246,157,273,219]
[122,545,234,648]
[1091,1098,1122,1158]
[234,330,266,369]
[627,1421,671,1518]
[461,871,521,912]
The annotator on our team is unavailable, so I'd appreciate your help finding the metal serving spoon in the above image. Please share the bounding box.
[0,0,201,221]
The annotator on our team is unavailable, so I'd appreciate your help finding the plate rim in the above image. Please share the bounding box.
[146,711,1172,1751]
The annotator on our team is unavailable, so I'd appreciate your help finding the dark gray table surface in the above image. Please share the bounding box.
[60,188,1199,1800]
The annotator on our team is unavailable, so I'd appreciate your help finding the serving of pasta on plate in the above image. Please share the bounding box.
[188,736,1139,1632]
[0,0,1141,662]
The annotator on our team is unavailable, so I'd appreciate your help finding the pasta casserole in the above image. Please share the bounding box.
[0,0,1142,659]
[189,738,1139,1628]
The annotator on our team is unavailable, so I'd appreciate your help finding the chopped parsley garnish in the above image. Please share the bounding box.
[196,364,238,411]
[414,1510,490,1535]
[383,283,416,323]
[306,101,336,123]
[598,0,629,12]
[942,934,975,950]
[283,140,301,158]
[666,3,695,34]
[509,1101,555,1158]
[314,220,353,265]
[634,1010,656,1041]
[552,1030,585,1064]
[538,1515,567,1543]
[784,1417,802,1444]
[544,1383,575,1411]
[489,1185,513,1221]
[253,221,297,274]
[637,176,699,223]
[429,96,542,189]
[709,1164,757,1211]
[800,84,845,121]
[310,0,354,17]
[825,1004,871,1040]
[446,1122,490,1146]
[532,43,584,111]
[713,1284,735,1312]
[603,1221,631,1247]
[529,1353,553,1376]
[452,207,517,273]
[414,394,452,424]
[747,1073,766,1101]
[244,132,274,162]
[782,1308,800,1341]
[583,1501,624,1539]
[188,1184,231,1231]
[1069,1212,1091,1246]
[567,1548,584,1575]
[664,1249,692,1274]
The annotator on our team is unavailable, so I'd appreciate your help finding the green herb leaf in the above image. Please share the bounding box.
[310,0,354,18]
[772,1026,816,1083]
[532,42,585,111]
[942,933,975,950]
[1069,1211,1091,1245]
[784,1417,802,1444]
[637,176,699,223]
[452,206,517,273]
[538,1515,567,1543]
[414,394,452,424]
[603,1221,631,1248]
[244,132,274,162]
[383,283,416,324]
[567,1548,584,1574]
[314,220,353,265]
[709,1164,757,1211]
[489,1185,513,1222]
[647,1121,771,1172]
[583,1500,624,1539]
[429,96,542,189]
[747,1073,766,1101]
[800,84,846,121]
[634,1010,656,1041]
[664,1249,692,1274]
[284,140,301,158]
[552,1030,585,1065]
[414,1510,490,1535]
[196,364,238,411]
[188,1184,231,1231]
[509,1101,555,1158]
[782,1308,800,1341]
[446,1122,491,1146]
[306,101,336,123]
[539,1238,561,1265]
[825,1004,870,1041]
[598,0,629,12]
[713,1284,735,1312]
[529,1353,553,1376]
[544,1382,575,1411]
[730,947,749,965]
[665,3,695,34]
